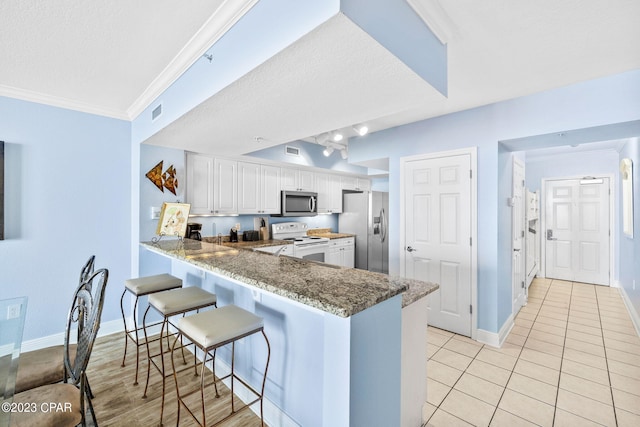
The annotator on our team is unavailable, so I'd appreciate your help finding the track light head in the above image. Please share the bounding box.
[352,124,369,136]
[323,146,334,157]
[340,148,348,159]
[332,132,344,142]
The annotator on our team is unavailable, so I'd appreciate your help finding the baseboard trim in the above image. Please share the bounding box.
[182,344,299,427]
[619,286,640,337]
[476,314,514,348]
[21,318,124,353]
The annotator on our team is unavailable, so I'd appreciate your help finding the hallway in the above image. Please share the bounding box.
[425,278,640,426]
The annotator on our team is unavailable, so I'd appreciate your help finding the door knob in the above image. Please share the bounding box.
[546,229,557,241]
[406,246,417,252]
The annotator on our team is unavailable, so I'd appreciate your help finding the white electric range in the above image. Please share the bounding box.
[271,222,329,262]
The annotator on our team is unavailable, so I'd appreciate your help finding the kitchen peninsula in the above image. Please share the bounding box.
[140,238,438,426]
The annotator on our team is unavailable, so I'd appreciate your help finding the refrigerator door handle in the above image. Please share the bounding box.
[380,208,387,243]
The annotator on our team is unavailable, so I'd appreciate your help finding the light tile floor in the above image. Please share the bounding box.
[424,278,640,427]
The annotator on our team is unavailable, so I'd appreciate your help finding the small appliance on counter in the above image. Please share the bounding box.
[229,228,239,242]
[186,223,202,241]
[242,230,260,241]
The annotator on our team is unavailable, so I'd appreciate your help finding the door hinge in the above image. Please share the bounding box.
[522,179,525,187]
[522,280,525,288]
[470,169,473,179]
[470,305,473,314]
[470,237,472,246]
[521,230,525,238]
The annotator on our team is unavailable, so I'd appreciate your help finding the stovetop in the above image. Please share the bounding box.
[272,222,329,245]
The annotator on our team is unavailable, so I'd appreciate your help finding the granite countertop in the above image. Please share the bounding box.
[307,228,356,239]
[140,239,438,317]
[201,237,291,250]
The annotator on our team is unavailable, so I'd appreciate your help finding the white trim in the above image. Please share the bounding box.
[619,286,640,337]
[180,342,299,427]
[512,157,526,317]
[540,174,615,285]
[399,147,478,340]
[476,313,514,348]
[406,0,457,44]
[20,318,124,353]
[126,0,258,120]
[0,84,129,120]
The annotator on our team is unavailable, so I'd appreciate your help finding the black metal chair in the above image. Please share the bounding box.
[14,255,95,393]
[11,268,109,427]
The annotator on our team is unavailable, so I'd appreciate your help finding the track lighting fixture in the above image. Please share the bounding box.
[352,124,369,136]
[340,148,348,159]
[323,146,334,157]
[332,132,344,142]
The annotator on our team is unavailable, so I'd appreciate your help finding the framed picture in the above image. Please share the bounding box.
[155,202,191,238]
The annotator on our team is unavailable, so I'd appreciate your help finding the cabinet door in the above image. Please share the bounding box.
[327,246,342,266]
[342,243,355,268]
[261,165,281,214]
[315,173,331,213]
[328,174,343,213]
[281,167,299,191]
[186,153,214,214]
[237,162,260,214]
[341,175,357,191]
[299,170,315,192]
[357,178,371,192]
[213,158,237,214]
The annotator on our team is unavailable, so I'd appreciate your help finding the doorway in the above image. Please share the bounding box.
[543,176,612,285]
[400,148,477,337]
[512,157,527,315]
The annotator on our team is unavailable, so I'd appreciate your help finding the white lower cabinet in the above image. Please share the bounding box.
[327,238,355,267]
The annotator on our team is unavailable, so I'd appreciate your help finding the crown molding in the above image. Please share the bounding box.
[0,84,130,120]
[126,0,259,120]
[406,0,456,45]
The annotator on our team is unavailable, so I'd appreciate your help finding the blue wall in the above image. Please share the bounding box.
[247,140,367,175]
[618,138,640,321]
[348,69,640,334]
[0,96,132,341]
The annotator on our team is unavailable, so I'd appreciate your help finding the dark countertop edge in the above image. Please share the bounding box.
[139,241,410,318]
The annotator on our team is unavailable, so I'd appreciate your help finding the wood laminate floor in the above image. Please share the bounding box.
[85,332,264,426]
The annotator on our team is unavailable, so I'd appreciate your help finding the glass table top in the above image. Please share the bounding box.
[0,297,28,427]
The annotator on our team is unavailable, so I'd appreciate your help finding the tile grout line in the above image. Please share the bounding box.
[485,279,551,426]
[595,284,619,427]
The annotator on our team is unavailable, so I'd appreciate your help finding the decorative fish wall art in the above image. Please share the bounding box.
[145,161,179,195]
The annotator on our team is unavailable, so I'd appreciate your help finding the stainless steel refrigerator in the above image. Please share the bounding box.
[339,191,389,273]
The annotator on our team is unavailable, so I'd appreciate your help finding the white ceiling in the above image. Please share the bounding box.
[1,0,639,155]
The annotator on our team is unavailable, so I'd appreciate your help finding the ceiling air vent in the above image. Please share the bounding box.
[285,146,300,156]
[151,103,162,121]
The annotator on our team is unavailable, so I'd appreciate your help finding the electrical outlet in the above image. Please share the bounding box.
[7,303,21,320]
[151,207,161,220]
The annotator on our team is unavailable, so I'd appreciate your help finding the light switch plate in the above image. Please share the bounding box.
[151,207,161,219]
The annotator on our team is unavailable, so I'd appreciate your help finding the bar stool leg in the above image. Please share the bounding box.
[260,330,271,427]
[120,289,128,368]
[142,305,153,399]
[170,336,182,427]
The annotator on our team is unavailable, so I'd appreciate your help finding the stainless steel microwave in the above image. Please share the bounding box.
[274,191,318,217]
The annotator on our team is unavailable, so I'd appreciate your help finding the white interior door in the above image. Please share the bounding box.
[545,177,610,285]
[512,158,526,315]
[403,153,472,336]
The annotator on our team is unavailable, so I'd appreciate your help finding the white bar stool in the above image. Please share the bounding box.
[171,304,271,426]
[142,286,218,426]
[120,273,182,385]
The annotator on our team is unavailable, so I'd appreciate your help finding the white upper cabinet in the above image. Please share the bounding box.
[282,167,315,192]
[341,175,371,192]
[186,153,214,215]
[213,158,237,215]
[316,173,343,213]
[237,161,261,214]
[261,164,281,214]
[238,162,281,214]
